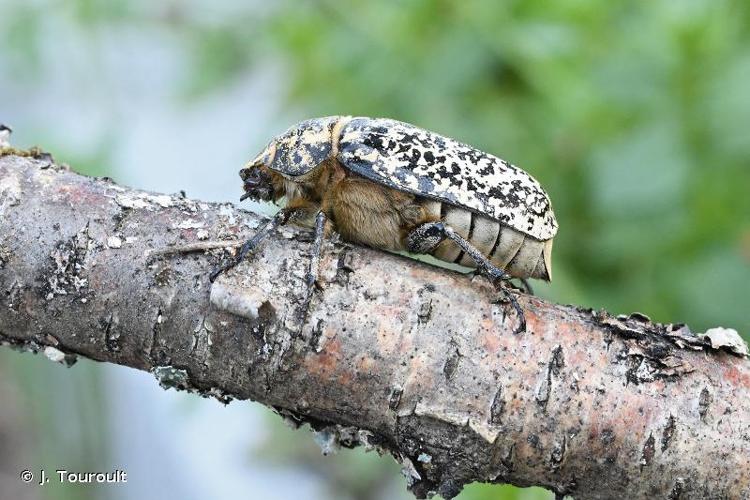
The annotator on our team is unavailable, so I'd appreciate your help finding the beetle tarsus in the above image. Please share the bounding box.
[407,221,527,334]
[493,287,526,335]
[209,208,295,282]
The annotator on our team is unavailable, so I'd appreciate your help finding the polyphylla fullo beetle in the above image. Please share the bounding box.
[211,116,558,333]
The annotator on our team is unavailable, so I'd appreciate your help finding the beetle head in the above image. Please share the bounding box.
[240,116,343,202]
[239,157,275,202]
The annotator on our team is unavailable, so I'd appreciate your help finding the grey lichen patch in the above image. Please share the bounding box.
[278,227,297,240]
[114,192,174,210]
[217,203,237,226]
[311,424,380,457]
[152,365,192,391]
[626,356,663,384]
[151,365,233,404]
[173,219,205,230]
[313,427,341,456]
[43,224,93,301]
[106,235,123,249]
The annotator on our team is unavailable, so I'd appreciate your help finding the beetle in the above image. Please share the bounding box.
[210,116,558,333]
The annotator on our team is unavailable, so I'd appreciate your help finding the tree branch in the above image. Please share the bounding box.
[1,153,748,499]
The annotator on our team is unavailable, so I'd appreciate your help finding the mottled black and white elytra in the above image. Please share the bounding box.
[212,116,560,334]
[338,118,557,241]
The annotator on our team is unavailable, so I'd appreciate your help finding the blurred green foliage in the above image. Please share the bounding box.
[2,1,749,499]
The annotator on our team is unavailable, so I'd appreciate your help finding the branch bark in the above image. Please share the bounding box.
[1,153,749,499]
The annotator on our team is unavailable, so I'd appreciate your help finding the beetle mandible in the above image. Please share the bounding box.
[210,116,558,333]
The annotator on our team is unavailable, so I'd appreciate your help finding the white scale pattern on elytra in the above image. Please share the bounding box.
[337,117,558,241]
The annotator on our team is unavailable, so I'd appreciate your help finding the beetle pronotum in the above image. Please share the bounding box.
[211,116,558,333]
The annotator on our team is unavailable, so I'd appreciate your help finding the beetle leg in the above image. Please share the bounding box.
[296,211,328,324]
[406,221,526,334]
[486,275,533,294]
[209,207,297,282]
[304,211,327,295]
[519,278,534,295]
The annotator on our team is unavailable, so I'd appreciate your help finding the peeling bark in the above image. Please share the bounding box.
[1,154,749,499]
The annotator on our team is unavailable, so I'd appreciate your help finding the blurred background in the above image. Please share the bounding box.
[1,1,748,499]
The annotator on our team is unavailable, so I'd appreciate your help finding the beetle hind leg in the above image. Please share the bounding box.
[489,276,533,295]
[406,221,526,334]
[519,278,534,295]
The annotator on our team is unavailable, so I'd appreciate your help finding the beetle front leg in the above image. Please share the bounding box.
[406,221,526,334]
[209,208,297,282]
[296,210,328,324]
[304,211,327,295]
